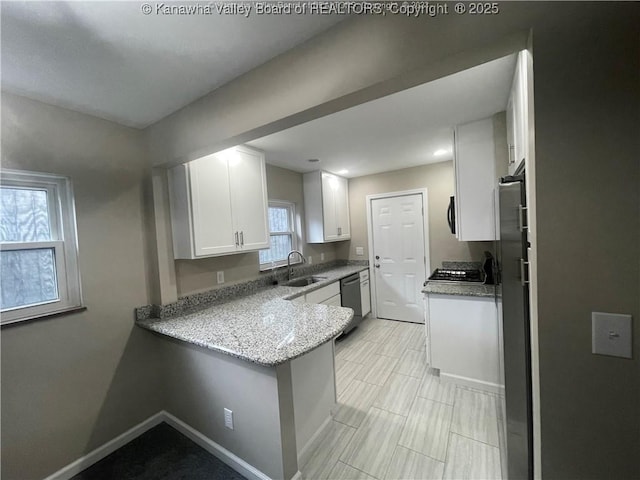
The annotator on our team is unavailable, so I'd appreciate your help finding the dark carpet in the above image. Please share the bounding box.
[71,422,247,480]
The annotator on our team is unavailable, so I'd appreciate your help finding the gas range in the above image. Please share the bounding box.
[426,268,484,284]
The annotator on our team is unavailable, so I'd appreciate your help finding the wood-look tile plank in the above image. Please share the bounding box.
[443,433,502,480]
[375,334,409,358]
[334,380,381,428]
[327,461,377,480]
[301,421,357,480]
[384,445,445,480]
[451,388,499,447]
[392,321,424,339]
[395,348,428,378]
[399,397,453,461]
[373,372,420,416]
[338,340,379,364]
[340,407,406,479]
[363,325,396,344]
[354,354,398,386]
[335,359,364,397]
[417,373,456,405]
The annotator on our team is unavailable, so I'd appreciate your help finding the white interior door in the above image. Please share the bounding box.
[371,194,427,323]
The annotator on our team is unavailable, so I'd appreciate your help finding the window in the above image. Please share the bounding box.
[0,170,82,324]
[259,201,298,269]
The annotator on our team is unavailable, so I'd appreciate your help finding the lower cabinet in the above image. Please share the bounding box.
[304,282,340,305]
[426,293,502,391]
[360,269,371,317]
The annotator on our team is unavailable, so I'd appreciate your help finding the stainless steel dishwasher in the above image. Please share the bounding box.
[340,273,362,334]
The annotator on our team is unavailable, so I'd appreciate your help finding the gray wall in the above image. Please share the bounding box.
[336,161,493,269]
[0,93,164,479]
[146,4,640,477]
[532,12,640,478]
[159,336,296,479]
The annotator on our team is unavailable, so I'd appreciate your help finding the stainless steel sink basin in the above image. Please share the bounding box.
[284,275,327,287]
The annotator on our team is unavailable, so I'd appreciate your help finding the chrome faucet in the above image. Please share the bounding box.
[287,250,307,281]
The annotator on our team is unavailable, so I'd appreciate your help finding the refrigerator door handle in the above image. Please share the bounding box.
[520,258,530,286]
[518,205,529,232]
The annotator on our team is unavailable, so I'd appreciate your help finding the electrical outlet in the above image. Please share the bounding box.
[224,408,234,430]
[355,246,364,256]
[320,253,325,262]
[217,271,224,284]
[308,255,313,264]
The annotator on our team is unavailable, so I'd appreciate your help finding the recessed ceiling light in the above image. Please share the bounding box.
[433,149,448,157]
[307,158,320,163]
[337,169,349,175]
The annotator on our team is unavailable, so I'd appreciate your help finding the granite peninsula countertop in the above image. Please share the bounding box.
[422,281,501,298]
[136,265,368,367]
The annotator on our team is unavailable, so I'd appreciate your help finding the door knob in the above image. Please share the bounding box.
[375,255,380,260]
[375,264,380,268]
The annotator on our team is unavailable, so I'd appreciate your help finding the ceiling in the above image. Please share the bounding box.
[248,54,517,178]
[0,1,345,128]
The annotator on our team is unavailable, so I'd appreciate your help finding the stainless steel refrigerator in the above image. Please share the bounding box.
[498,173,533,480]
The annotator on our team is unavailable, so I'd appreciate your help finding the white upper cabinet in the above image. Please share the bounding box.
[507,50,529,175]
[303,171,351,243]
[168,145,269,259]
[454,117,498,241]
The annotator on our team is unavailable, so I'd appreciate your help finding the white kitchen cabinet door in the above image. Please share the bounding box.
[335,174,351,238]
[305,282,340,305]
[169,154,236,258]
[360,279,371,317]
[168,146,269,259]
[322,293,342,307]
[428,294,501,391]
[508,50,529,176]
[303,171,351,243]
[321,172,339,241]
[228,146,269,251]
[454,117,497,241]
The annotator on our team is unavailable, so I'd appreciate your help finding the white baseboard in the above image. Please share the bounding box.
[43,412,165,480]
[42,411,274,480]
[297,414,333,467]
[162,412,272,480]
[440,372,505,395]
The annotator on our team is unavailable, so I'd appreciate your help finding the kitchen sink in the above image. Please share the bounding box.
[283,275,327,287]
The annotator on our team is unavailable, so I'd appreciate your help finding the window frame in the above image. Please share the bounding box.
[259,200,299,271]
[1,169,83,325]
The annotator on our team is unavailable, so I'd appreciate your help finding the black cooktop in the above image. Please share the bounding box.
[428,268,484,283]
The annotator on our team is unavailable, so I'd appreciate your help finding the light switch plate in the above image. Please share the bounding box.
[355,246,364,256]
[592,312,632,359]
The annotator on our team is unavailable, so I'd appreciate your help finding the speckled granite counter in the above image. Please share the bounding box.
[136,265,368,366]
[422,281,500,298]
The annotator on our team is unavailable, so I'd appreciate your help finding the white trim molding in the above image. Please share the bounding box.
[42,411,273,480]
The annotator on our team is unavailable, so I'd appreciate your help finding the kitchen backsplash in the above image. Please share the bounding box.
[136,259,368,321]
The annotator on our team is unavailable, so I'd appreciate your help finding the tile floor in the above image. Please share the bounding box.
[300,317,505,480]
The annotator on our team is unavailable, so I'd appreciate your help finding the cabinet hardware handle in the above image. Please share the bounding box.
[240,231,244,246]
[508,144,515,165]
[518,205,529,232]
[235,231,239,246]
[520,258,530,286]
